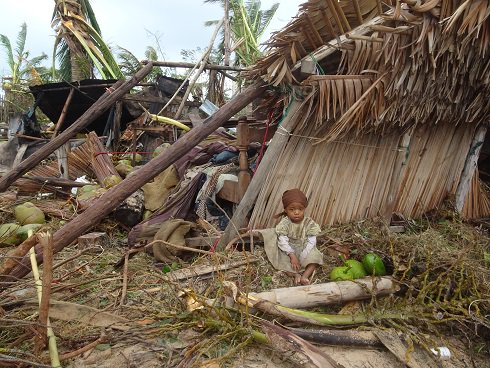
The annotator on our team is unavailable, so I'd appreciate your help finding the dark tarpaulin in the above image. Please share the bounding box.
[29,79,134,135]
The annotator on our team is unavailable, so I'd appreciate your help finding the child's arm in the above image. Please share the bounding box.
[299,236,317,263]
[278,235,301,271]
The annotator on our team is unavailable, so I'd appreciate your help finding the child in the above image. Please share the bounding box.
[269,188,323,285]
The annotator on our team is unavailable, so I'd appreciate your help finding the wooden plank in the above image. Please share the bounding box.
[161,258,259,282]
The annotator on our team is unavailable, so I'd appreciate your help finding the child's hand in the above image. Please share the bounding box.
[289,253,301,271]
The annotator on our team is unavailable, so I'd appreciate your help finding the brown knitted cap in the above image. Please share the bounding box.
[282,188,308,209]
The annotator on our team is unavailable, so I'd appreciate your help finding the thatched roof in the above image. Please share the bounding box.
[247,0,490,142]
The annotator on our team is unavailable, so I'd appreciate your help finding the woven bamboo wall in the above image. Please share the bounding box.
[250,122,488,228]
[393,124,476,218]
[249,124,401,228]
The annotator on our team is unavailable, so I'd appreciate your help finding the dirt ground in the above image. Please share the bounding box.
[1,216,490,367]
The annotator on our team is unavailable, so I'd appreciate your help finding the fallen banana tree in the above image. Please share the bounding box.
[250,276,399,308]
[184,281,408,327]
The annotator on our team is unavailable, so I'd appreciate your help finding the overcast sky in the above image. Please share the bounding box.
[0,0,304,78]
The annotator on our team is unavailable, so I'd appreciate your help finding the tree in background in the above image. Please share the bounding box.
[205,0,279,67]
[52,0,123,81]
[203,0,278,104]
[0,23,48,91]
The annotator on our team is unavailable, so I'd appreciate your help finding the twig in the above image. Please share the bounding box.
[120,252,130,307]
[148,239,229,259]
[59,334,106,361]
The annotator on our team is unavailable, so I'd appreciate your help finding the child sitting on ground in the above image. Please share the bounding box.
[269,188,323,285]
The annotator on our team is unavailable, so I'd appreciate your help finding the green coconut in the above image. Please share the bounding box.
[152,143,171,158]
[362,253,387,276]
[121,154,143,163]
[115,162,134,177]
[77,184,100,197]
[329,266,355,281]
[0,223,21,246]
[14,202,45,225]
[77,185,101,200]
[344,259,367,279]
[117,159,133,167]
[16,223,42,242]
[102,175,122,188]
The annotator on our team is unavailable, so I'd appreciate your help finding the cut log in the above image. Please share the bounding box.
[0,62,154,193]
[3,80,268,286]
[249,277,399,308]
[77,232,109,250]
[217,98,302,249]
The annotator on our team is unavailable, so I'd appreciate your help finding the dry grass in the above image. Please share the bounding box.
[0,204,489,366]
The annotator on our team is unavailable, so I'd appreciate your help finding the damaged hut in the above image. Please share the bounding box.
[227,0,490,233]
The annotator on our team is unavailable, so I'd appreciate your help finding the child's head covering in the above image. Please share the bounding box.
[282,188,308,209]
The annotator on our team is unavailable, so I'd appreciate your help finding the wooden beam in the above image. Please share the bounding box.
[0,62,154,193]
[52,87,75,138]
[291,12,392,72]
[143,60,245,72]
[2,80,268,285]
[216,99,302,250]
[455,125,487,213]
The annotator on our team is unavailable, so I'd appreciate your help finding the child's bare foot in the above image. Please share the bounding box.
[294,273,302,285]
[300,276,310,285]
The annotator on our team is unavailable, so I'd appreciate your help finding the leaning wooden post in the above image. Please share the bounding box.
[0,62,154,193]
[216,99,302,250]
[237,116,251,200]
[455,125,487,213]
[4,80,268,284]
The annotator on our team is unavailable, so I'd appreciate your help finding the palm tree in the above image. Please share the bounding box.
[0,22,48,91]
[205,0,279,67]
[51,0,123,81]
[117,46,163,81]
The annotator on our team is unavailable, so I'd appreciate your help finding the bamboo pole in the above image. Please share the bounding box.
[174,19,224,119]
[3,80,268,285]
[0,62,154,193]
[52,87,75,138]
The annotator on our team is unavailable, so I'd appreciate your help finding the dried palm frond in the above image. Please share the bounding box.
[87,132,122,188]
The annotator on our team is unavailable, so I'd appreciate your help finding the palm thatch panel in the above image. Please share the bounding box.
[462,172,490,218]
[249,121,401,228]
[249,117,488,228]
[393,123,477,217]
[247,0,490,139]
